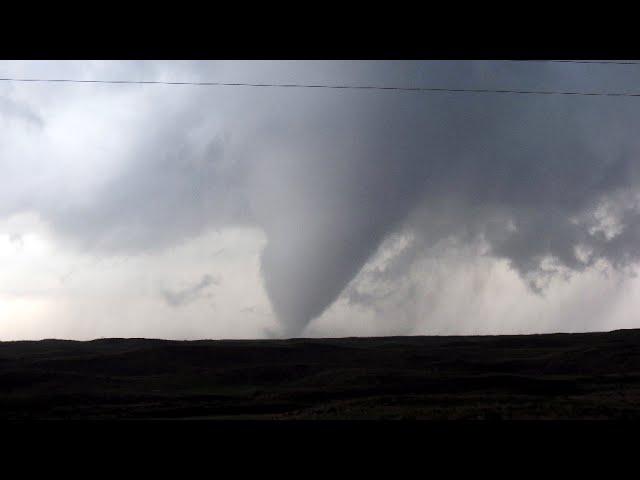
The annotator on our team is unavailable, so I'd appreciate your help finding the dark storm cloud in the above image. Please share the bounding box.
[49,123,240,253]
[251,61,640,335]
[4,61,640,336]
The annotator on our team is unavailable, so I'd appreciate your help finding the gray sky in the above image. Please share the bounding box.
[1,60,640,340]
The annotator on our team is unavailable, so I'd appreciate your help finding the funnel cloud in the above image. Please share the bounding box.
[2,60,640,339]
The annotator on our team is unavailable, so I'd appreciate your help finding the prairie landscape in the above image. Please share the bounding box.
[2,329,639,420]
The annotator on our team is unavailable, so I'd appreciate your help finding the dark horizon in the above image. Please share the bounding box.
[3,328,639,419]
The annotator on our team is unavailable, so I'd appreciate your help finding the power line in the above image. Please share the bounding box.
[508,60,640,65]
[2,76,640,98]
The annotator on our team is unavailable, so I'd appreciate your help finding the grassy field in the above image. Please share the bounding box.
[1,329,640,419]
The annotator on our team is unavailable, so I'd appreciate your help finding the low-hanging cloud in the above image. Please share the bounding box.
[160,274,219,307]
[2,60,640,338]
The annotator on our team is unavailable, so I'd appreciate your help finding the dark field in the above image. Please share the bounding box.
[2,329,640,420]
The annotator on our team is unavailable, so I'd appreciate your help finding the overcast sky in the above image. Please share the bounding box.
[1,60,640,340]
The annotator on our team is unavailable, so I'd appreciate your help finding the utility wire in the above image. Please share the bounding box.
[507,60,640,65]
[2,76,640,98]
